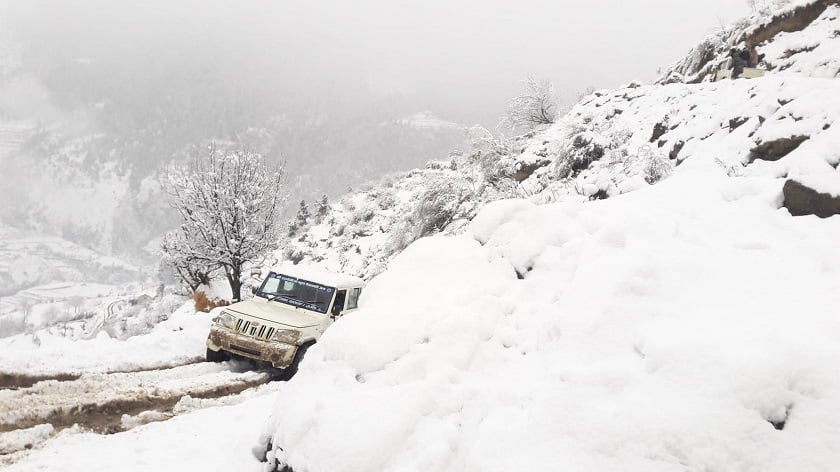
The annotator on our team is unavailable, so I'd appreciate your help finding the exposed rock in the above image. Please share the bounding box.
[729,117,749,132]
[764,404,792,431]
[513,160,551,183]
[748,135,809,162]
[783,179,840,217]
[669,140,685,160]
[744,0,839,48]
[650,121,668,143]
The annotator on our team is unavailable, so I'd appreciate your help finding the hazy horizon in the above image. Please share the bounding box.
[3,0,750,126]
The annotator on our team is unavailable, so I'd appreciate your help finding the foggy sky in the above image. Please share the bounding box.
[5,0,749,127]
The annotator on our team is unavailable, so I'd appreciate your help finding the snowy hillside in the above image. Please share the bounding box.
[264,3,840,471]
[285,65,839,280]
[268,167,840,471]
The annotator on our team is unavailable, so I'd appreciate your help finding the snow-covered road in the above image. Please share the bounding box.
[0,361,272,434]
[0,305,283,469]
[1,378,279,472]
[0,360,280,466]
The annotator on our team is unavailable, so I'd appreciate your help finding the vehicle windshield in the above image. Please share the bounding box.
[257,272,335,314]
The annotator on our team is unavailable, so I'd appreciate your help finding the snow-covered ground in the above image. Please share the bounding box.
[3,386,277,472]
[265,158,840,472]
[0,303,283,469]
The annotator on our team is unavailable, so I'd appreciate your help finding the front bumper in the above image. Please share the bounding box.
[207,325,298,369]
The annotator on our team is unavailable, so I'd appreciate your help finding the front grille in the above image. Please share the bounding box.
[230,315,274,340]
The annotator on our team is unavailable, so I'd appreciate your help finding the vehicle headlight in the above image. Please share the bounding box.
[214,311,236,330]
[272,329,300,344]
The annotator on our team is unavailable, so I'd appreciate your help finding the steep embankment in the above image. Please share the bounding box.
[265,2,840,471]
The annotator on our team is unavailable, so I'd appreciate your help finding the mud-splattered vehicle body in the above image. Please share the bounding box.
[206,266,364,375]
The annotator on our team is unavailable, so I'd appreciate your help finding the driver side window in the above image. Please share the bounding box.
[333,290,346,313]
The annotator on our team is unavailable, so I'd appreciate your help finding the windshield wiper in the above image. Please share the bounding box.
[268,293,297,302]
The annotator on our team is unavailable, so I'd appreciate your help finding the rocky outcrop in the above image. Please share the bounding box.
[658,0,840,83]
[748,136,809,163]
[782,179,840,217]
[743,0,840,47]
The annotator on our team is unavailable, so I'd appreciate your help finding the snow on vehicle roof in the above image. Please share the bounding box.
[272,263,365,288]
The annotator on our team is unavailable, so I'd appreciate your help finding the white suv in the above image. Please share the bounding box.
[206,265,364,376]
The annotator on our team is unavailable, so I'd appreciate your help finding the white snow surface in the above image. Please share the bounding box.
[793,171,840,197]
[267,159,840,471]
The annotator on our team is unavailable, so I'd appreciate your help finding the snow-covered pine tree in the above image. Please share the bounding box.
[317,194,329,218]
[295,200,310,229]
[162,145,286,301]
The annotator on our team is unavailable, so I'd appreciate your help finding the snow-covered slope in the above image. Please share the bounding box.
[280,3,840,281]
[659,0,840,84]
[286,74,840,280]
[264,3,840,471]
[268,165,840,471]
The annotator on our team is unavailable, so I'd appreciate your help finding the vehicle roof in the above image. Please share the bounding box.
[271,263,365,289]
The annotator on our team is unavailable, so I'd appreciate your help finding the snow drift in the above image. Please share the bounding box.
[266,160,840,471]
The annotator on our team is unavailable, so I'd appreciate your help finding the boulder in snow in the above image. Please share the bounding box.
[748,135,809,163]
[782,178,840,218]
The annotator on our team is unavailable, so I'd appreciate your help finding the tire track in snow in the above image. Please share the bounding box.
[0,357,207,390]
[0,361,274,442]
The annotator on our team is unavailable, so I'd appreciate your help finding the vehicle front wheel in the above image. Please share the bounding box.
[206,347,228,363]
[277,343,312,380]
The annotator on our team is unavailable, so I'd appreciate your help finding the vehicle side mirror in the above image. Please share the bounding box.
[331,303,343,318]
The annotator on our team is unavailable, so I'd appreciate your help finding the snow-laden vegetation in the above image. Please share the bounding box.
[161,146,286,300]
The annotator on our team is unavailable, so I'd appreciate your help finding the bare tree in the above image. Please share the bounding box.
[500,77,558,130]
[162,145,286,301]
[161,232,215,292]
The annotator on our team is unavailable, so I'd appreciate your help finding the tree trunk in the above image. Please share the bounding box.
[227,265,242,302]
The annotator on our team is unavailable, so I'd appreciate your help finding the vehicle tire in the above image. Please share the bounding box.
[282,342,313,380]
[206,347,228,363]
